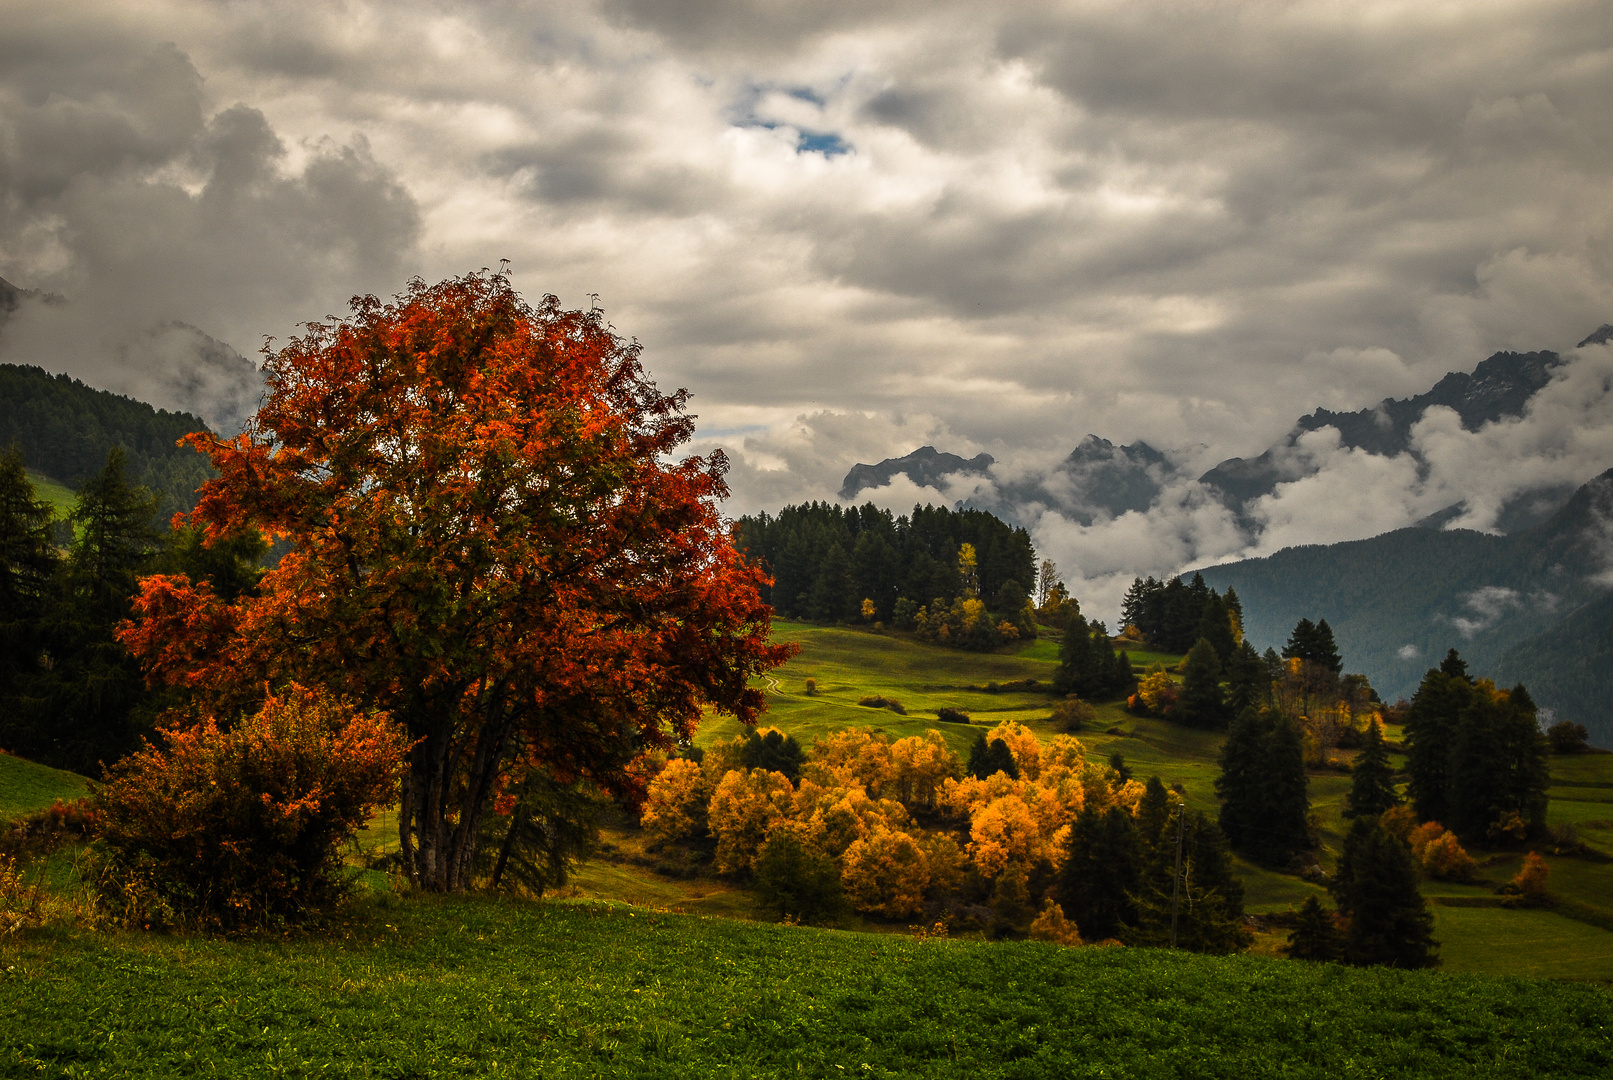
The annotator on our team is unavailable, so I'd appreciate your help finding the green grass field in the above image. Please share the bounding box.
[0,752,90,823]
[25,469,75,521]
[4,893,1611,1079]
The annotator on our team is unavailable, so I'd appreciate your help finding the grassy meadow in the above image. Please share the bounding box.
[5,619,1613,1077]
[568,621,1613,979]
[4,892,1613,1078]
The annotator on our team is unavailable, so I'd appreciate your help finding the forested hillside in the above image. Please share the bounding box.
[1195,468,1613,743]
[735,501,1037,630]
[0,363,215,522]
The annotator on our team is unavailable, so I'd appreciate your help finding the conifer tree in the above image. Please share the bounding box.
[1331,818,1438,968]
[1216,707,1310,866]
[0,446,59,691]
[1177,637,1228,730]
[967,732,1018,780]
[1447,683,1549,841]
[1215,707,1267,852]
[1130,810,1250,954]
[1135,776,1173,854]
[1286,895,1342,962]
[1402,656,1474,824]
[1344,718,1399,820]
[1195,592,1236,667]
[1056,805,1141,941]
[1223,639,1270,715]
[18,448,160,773]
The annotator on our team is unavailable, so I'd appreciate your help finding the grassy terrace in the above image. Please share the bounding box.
[4,620,1613,1077]
[3,895,1611,1079]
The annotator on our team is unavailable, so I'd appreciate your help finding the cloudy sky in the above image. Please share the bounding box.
[3,0,1612,611]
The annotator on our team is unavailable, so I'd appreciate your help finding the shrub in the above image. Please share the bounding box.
[803,678,819,696]
[1546,720,1590,754]
[1507,851,1550,905]
[1406,821,1475,882]
[754,829,842,923]
[1029,899,1082,946]
[856,696,906,715]
[0,798,99,860]
[936,707,970,725]
[1051,697,1096,733]
[92,685,406,930]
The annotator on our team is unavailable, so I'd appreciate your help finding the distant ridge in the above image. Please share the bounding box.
[838,445,994,501]
[1196,467,1613,745]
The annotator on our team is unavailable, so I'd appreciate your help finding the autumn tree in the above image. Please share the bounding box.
[118,272,793,891]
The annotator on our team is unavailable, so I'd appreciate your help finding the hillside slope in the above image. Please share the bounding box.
[0,363,215,520]
[1195,468,1613,741]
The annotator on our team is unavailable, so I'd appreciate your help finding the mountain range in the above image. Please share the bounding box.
[1194,466,1613,746]
[842,338,1607,535]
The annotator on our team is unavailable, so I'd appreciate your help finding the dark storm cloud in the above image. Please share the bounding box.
[0,10,422,428]
[3,1,1611,608]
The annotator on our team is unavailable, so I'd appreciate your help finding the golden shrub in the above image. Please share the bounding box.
[1029,900,1082,946]
[708,768,796,875]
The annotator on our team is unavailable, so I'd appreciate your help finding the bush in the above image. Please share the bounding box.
[92,685,406,931]
[1507,851,1550,905]
[1029,900,1082,946]
[1051,697,1095,732]
[936,707,970,725]
[803,679,819,696]
[754,829,843,923]
[1547,720,1591,754]
[0,798,99,860]
[856,696,907,715]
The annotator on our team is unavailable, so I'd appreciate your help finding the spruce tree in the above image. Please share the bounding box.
[1215,707,1267,852]
[968,732,1018,780]
[1215,707,1310,866]
[1311,619,1343,675]
[1130,810,1250,954]
[1177,637,1229,730]
[1259,714,1312,865]
[1286,895,1341,962]
[1056,805,1141,941]
[1344,719,1399,820]
[1195,592,1236,666]
[1402,658,1474,825]
[1224,639,1270,715]
[1331,818,1439,968]
[0,446,59,690]
[18,447,160,774]
[1448,683,1549,841]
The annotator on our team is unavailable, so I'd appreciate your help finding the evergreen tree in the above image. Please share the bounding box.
[1130,810,1250,954]
[738,728,806,783]
[1056,805,1141,941]
[12,448,160,773]
[1344,719,1399,820]
[1282,618,1318,664]
[967,733,1018,780]
[1215,708,1310,866]
[1447,683,1549,842]
[0,446,59,691]
[1311,619,1343,675]
[1195,592,1236,666]
[1053,613,1135,701]
[1135,776,1173,854]
[1223,639,1270,715]
[1176,637,1229,730]
[1286,896,1342,962]
[1331,818,1439,968]
[1215,707,1267,852]
[1402,658,1474,824]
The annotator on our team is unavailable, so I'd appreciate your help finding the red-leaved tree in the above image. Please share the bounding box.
[119,271,793,890]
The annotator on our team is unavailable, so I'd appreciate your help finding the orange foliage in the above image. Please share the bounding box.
[1407,821,1475,881]
[708,768,796,875]
[640,758,711,845]
[1512,851,1550,902]
[94,685,406,928]
[116,272,793,891]
[888,730,962,810]
[803,728,896,797]
[985,720,1043,781]
[841,827,930,918]
[967,794,1050,878]
[1029,900,1082,946]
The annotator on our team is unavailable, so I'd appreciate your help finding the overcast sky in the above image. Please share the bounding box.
[3,0,1612,602]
